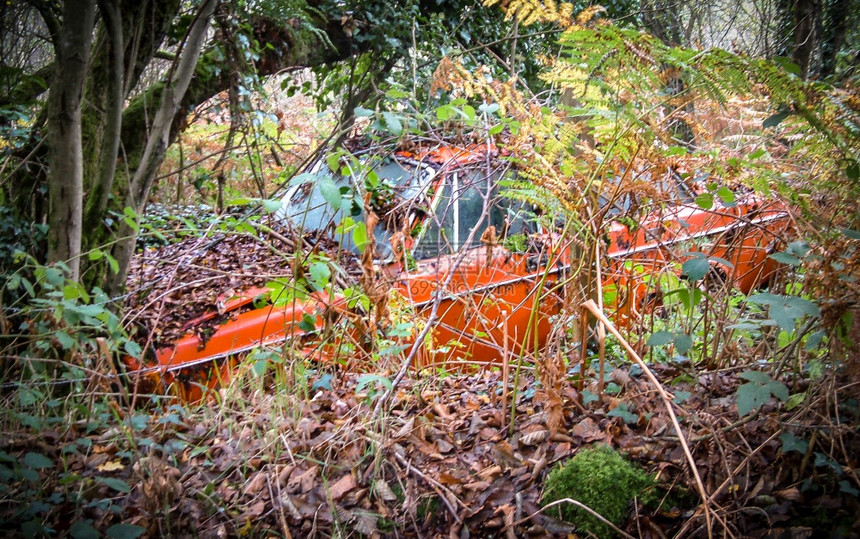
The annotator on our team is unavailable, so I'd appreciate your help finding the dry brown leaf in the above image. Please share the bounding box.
[243,471,268,495]
[286,466,317,494]
[329,473,357,500]
[520,429,549,446]
[96,460,124,472]
[373,479,398,502]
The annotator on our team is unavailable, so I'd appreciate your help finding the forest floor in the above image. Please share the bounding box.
[1,353,858,537]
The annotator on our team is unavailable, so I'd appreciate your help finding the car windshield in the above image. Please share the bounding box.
[280,156,433,259]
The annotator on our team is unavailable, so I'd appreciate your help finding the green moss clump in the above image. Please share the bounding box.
[541,444,653,538]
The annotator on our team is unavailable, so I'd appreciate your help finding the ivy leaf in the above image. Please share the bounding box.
[312,373,333,392]
[646,330,674,346]
[96,476,131,493]
[745,293,819,334]
[779,432,808,454]
[298,314,316,333]
[23,452,52,469]
[70,520,99,539]
[736,371,788,417]
[124,339,142,358]
[353,106,374,117]
[673,390,691,404]
[607,403,639,425]
[308,262,330,290]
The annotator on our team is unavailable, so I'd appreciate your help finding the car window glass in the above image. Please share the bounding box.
[280,157,430,259]
[414,165,537,259]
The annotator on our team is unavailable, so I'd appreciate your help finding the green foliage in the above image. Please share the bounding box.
[736,371,789,417]
[542,445,653,538]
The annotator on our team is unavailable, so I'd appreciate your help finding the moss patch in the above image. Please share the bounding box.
[541,444,653,538]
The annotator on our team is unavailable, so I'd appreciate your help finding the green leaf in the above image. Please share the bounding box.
[694,192,714,210]
[736,382,765,417]
[769,252,802,266]
[382,112,402,135]
[716,186,735,205]
[354,106,374,117]
[88,249,104,261]
[356,374,393,393]
[70,520,99,539]
[682,256,710,281]
[106,524,145,539]
[252,357,268,377]
[845,159,859,181]
[839,480,859,497]
[785,392,806,411]
[124,340,142,358]
[804,330,826,351]
[106,253,119,275]
[779,432,808,454]
[762,111,790,129]
[436,105,455,121]
[673,390,691,404]
[352,221,368,253]
[385,88,410,99]
[607,403,638,425]
[739,370,771,384]
[646,330,674,346]
[6,273,20,291]
[308,262,330,290]
[262,199,282,213]
[298,313,316,333]
[673,333,693,354]
[839,227,860,240]
[748,148,766,159]
[318,177,342,210]
[774,57,802,76]
[56,331,75,350]
[746,294,819,333]
[312,373,333,392]
[96,476,131,493]
[23,452,52,469]
[478,102,499,115]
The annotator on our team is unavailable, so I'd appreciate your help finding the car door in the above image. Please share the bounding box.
[398,159,561,367]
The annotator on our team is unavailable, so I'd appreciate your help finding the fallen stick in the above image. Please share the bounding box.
[580,299,716,538]
[503,497,636,539]
[392,451,463,523]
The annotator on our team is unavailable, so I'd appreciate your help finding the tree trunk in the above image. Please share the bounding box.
[83,0,124,238]
[819,0,852,78]
[106,0,218,296]
[792,0,820,79]
[46,0,96,282]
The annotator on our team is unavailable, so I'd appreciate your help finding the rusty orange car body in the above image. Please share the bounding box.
[126,144,789,398]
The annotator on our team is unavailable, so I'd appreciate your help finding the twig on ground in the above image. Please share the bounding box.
[503,497,636,538]
[391,451,463,523]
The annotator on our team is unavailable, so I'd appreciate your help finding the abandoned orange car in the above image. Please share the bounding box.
[125,143,789,397]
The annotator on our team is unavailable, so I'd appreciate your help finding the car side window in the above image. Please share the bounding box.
[413,165,537,260]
